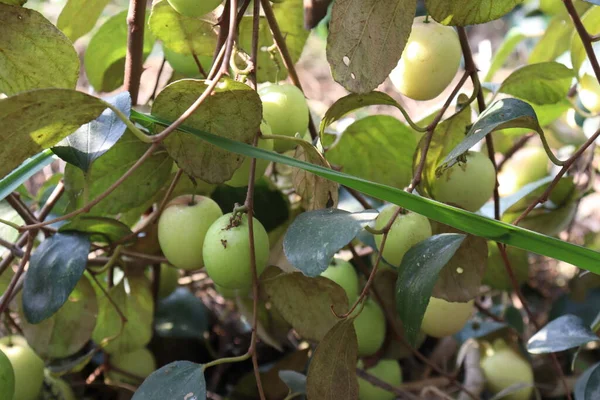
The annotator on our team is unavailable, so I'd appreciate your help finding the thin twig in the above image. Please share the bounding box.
[124,0,147,104]
[564,0,600,82]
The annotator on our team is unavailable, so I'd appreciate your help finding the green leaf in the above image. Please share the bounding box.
[283,209,376,277]
[20,275,97,359]
[92,273,154,354]
[154,288,209,339]
[306,319,359,400]
[151,79,262,183]
[326,116,420,189]
[0,349,14,400]
[527,314,600,354]
[425,0,523,26]
[130,110,600,274]
[499,62,573,105]
[0,201,24,243]
[430,223,487,302]
[0,4,79,95]
[572,6,600,75]
[484,28,527,82]
[396,234,466,345]
[53,92,131,172]
[0,0,26,5]
[57,0,111,42]
[85,10,154,92]
[440,98,545,171]
[575,362,600,400]
[0,89,106,180]
[237,0,308,83]
[262,266,349,341]
[149,0,217,57]
[22,232,91,324]
[59,216,134,244]
[529,17,574,64]
[132,361,206,400]
[0,150,55,202]
[63,130,172,215]
[327,0,417,93]
[279,371,307,396]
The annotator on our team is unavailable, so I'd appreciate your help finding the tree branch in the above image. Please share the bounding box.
[124,0,147,104]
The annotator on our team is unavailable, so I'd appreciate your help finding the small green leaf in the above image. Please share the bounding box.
[572,6,600,74]
[59,216,134,244]
[92,273,154,354]
[23,232,91,324]
[425,0,523,26]
[396,234,466,345]
[529,17,574,64]
[327,0,417,93]
[20,275,97,359]
[154,288,209,339]
[262,266,349,342]
[575,362,600,400]
[85,10,154,92]
[499,62,573,105]
[132,361,206,400]
[0,4,79,95]
[237,0,308,83]
[326,116,420,190]
[484,28,527,82]
[53,92,131,172]
[57,0,111,42]
[306,319,359,400]
[528,314,600,354]
[283,208,376,277]
[0,89,106,180]
[151,79,262,183]
[149,0,217,57]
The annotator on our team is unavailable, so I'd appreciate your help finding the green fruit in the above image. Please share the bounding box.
[421,297,473,338]
[374,205,432,267]
[167,0,222,17]
[0,336,44,400]
[258,84,309,153]
[225,122,274,187]
[163,46,213,78]
[483,243,529,291]
[431,151,496,212]
[481,339,534,400]
[580,73,600,114]
[357,359,402,400]
[203,213,270,289]
[42,374,76,400]
[498,147,549,196]
[158,195,223,270]
[0,349,15,400]
[389,16,461,100]
[320,258,360,302]
[353,300,386,357]
[107,348,157,385]
[158,264,180,299]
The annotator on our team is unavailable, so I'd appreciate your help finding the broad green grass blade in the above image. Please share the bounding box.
[0,149,55,201]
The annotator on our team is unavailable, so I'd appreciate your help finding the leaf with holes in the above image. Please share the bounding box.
[327,116,420,190]
[85,10,154,92]
[21,275,97,359]
[575,362,600,400]
[132,361,206,400]
[284,208,376,276]
[149,0,217,56]
[292,142,339,210]
[57,0,111,42]
[498,62,573,105]
[396,234,466,345]
[63,130,172,215]
[425,0,522,26]
[327,0,417,93]
[0,89,106,180]
[92,273,154,354]
[0,4,79,96]
[237,0,308,83]
[59,216,134,244]
[430,222,488,302]
[306,319,359,400]
[53,92,131,172]
[528,314,600,354]
[262,266,349,342]
[22,232,91,324]
[151,79,262,183]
